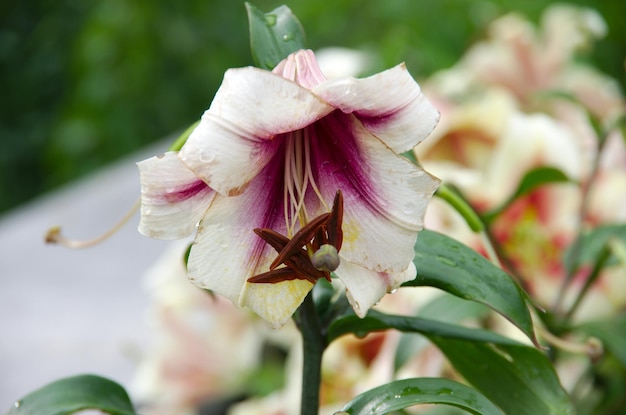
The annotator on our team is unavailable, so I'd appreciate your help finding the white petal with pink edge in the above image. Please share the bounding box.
[185,159,312,327]
[312,114,440,272]
[138,152,215,240]
[337,260,417,318]
[179,67,333,196]
[179,117,281,197]
[313,63,440,153]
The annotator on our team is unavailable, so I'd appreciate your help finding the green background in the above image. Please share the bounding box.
[1,0,624,214]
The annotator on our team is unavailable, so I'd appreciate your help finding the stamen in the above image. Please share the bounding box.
[45,198,140,249]
[249,191,343,285]
[292,130,310,228]
[283,128,332,238]
[303,128,329,211]
[270,213,330,270]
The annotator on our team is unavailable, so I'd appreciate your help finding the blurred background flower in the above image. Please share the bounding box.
[417,4,625,322]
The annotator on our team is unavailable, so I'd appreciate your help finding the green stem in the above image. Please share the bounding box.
[565,245,611,321]
[435,184,484,233]
[296,291,326,415]
[168,120,200,151]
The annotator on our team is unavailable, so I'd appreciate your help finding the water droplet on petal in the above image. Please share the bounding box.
[199,150,215,164]
[402,202,416,215]
[389,288,398,294]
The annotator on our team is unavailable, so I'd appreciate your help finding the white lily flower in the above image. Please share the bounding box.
[138,49,440,327]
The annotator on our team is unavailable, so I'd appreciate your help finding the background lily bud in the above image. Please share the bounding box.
[311,244,340,272]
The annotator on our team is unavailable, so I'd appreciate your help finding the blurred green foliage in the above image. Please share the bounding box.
[1,0,624,214]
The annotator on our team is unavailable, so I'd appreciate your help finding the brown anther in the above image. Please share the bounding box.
[269,213,330,270]
[248,190,344,285]
[248,267,301,284]
[253,228,329,283]
[326,190,343,250]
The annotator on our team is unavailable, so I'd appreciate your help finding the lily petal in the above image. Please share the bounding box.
[180,67,334,196]
[311,112,440,272]
[337,259,417,318]
[185,151,312,327]
[314,63,440,153]
[138,152,215,239]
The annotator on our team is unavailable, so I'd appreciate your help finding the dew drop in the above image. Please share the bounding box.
[394,394,402,399]
[389,288,398,294]
[199,150,215,163]
[265,14,277,26]
[14,401,21,408]
[282,33,294,41]
[402,202,416,215]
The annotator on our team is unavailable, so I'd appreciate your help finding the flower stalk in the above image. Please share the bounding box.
[295,291,326,415]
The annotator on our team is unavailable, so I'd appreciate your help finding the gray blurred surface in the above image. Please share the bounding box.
[0,145,170,409]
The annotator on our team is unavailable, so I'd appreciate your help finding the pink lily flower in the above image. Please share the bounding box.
[138,49,440,327]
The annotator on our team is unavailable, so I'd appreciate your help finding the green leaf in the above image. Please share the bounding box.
[328,310,520,348]
[328,311,574,415]
[432,339,575,415]
[483,166,572,223]
[338,377,504,415]
[407,230,537,344]
[394,293,490,370]
[5,374,138,415]
[245,3,305,70]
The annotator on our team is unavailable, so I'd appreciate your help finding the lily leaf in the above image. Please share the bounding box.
[329,310,521,347]
[407,229,537,344]
[432,338,575,415]
[483,166,571,223]
[328,311,574,415]
[4,374,137,415]
[394,293,491,370]
[245,3,306,70]
[338,377,504,415]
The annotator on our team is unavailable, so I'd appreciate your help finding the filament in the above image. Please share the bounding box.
[45,198,140,249]
[282,127,331,237]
